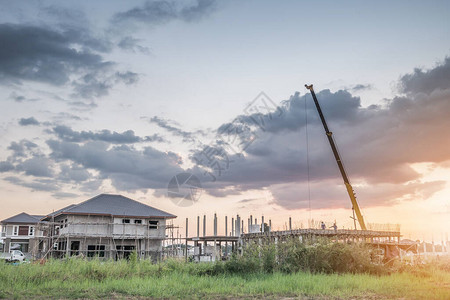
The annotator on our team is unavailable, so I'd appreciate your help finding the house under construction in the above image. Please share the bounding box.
[1,194,177,260]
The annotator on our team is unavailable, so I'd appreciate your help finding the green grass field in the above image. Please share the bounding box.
[0,256,449,299]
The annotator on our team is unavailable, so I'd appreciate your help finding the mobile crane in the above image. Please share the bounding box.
[305,84,367,230]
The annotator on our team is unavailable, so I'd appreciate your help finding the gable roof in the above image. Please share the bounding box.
[44,194,176,219]
[1,212,44,224]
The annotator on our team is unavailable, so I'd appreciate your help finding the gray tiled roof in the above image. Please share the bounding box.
[45,194,176,219]
[45,204,77,218]
[1,212,43,224]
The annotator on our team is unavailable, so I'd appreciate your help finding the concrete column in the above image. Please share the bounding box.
[269,219,272,232]
[213,213,217,236]
[261,215,265,233]
[289,217,292,231]
[203,215,206,237]
[232,218,234,236]
[197,216,200,238]
[225,216,228,237]
[236,215,241,237]
[185,218,188,262]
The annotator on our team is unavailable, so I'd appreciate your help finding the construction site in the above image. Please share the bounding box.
[2,84,448,264]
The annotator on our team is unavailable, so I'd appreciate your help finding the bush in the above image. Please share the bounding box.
[223,237,385,275]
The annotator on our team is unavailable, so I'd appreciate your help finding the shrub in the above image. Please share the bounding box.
[225,237,385,275]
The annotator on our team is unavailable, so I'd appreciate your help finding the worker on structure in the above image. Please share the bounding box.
[321,221,326,230]
[330,222,337,231]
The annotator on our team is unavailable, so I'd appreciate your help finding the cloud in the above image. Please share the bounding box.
[7,140,38,159]
[51,112,83,122]
[58,164,91,182]
[238,198,259,204]
[16,157,54,177]
[52,192,79,199]
[4,176,60,192]
[149,116,204,142]
[350,84,372,92]
[112,0,217,26]
[67,101,98,110]
[0,23,138,100]
[0,23,108,85]
[46,140,184,190]
[400,57,450,94]
[180,0,217,22]
[19,117,40,126]
[51,125,165,144]
[115,71,139,85]
[118,36,150,54]
[0,161,14,172]
[269,180,446,210]
[71,68,139,99]
[8,92,39,102]
[188,58,450,209]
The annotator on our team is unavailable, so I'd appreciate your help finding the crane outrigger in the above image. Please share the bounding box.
[305,84,367,230]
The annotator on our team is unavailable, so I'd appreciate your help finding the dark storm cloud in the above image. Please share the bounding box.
[51,125,165,144]
[46,139,184,190]
[217,90,361,136]
[400,57,450,94]
[0,23,108,85]
[189,58,450,209]
[0,23,138,100]
[112,0,216,25]
[19,117,40,126]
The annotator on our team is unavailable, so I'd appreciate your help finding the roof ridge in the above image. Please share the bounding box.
[114,195,171,215]
[62,194,104,213]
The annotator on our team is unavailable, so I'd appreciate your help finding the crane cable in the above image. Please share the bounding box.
[304,92,312,223]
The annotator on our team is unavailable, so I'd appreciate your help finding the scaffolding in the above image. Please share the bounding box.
[32,216,176,261]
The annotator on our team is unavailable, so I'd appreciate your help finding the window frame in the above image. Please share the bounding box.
[149,220,159,230]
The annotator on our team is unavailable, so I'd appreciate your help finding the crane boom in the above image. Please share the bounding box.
[305,84,367,230]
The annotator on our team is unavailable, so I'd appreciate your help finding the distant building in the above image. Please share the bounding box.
[2,194,176,260]
[0,212,45,257]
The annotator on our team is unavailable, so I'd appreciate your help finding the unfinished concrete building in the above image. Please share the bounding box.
[39,194,176,260]
[0,212,45,258]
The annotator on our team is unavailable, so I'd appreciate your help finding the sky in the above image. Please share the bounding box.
[0,0,449,242]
